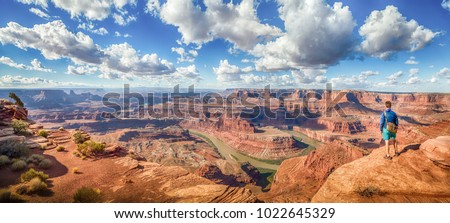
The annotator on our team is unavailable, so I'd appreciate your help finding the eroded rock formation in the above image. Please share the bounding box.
[181,117,299,159]
[312,136,450,202]
[259,141,363,202]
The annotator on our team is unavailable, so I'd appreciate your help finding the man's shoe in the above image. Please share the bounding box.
[384,155,392,160]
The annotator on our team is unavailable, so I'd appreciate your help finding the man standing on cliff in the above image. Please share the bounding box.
[380,101,399,160]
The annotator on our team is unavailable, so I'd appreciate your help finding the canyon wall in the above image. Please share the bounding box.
[259,141,364,202]
[181,117,299,159]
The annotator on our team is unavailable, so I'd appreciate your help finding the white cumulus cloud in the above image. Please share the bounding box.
[0,20,102,64]
[0,21,179,80]
[359,5,438,60]
[291,68,327,84]
[409,68,419,77]
[113,12,137,26]
[360,70,379,77]
[172,64,201,82]
[17,0,48,9]
[443,0,450,12]
[66,65,98,75]
[51,0,136,21]
[213,59,254,82]
[101,42,175,78]
[29,8,50,19]
[407,76,420,84]
[155,0,281,50]
[171,47,198,63]
[17,0,138,23]
[78,22,109,35]
[436,67,450,78]
[0,56,53,72]
[252,0,356,71]
[405,56,419,65]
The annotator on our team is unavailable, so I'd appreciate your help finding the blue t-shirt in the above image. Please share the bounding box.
[380,108,398,132]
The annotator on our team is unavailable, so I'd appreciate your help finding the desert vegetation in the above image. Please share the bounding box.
[37,129,49,138]
[0,155,11,167]
[0,188,23,203]
[11,160,27,171]
[74,140,105,157]
[72,167,79,174]
[14,168,50,195]
[2,140,30,158]
[72,131,88,144]
[56,146,65,152]
[11,119,29,136]
[26,154,53,169]
[8,92,24,107]
[73,187,102,203]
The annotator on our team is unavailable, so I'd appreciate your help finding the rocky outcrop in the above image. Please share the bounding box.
[317,119,366,134]
[216,116,256,133]
[0,99,28,123]
[312,137,450,202]
[94,157,258,203]
[259,141,363,202]
[421,136,450,167]
[195,160,260,186]
[293,126,337,143]
[195,163,237,185]
[299,118,367,135]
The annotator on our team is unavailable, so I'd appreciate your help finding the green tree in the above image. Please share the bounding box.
[9,92,24,107]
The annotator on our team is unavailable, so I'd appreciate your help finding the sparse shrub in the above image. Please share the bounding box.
[56,146,65,152]
[11,119,29,136]
[39,145,47,150]
[0,188,22,202]
[73,132,88,144]
[0,155,11,167]
[58,127,65,131]
[26,154,45,165]
[72,151,81,157]
[15,184,28,195]
[76,140,105,157]
[72,167,79,174]
[356,186,386,198]
[9,92,24,107]
[15,178,48,195]
[0,140,29,158]
[73,187,102,203]
[20,168,48,182]
[37,129,49,138]
[27,177,48,194]
[38,159,52,169]
[11,160,27,171]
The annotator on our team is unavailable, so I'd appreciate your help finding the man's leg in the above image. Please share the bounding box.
[393,139,398,155]
[385,139,390,157]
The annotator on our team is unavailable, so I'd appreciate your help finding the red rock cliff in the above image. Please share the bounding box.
[259,141,363,202]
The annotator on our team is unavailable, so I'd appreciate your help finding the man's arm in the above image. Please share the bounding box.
[395,113,399,126]
[380,112,385,132]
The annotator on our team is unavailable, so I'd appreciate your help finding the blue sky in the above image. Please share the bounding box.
[0,0,449,92]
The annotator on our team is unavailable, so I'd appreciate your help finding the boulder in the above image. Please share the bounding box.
[0,127,14,137]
